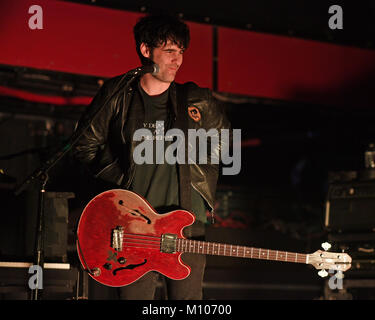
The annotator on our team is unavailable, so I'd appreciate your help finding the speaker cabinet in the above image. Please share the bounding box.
[325,181,375,232]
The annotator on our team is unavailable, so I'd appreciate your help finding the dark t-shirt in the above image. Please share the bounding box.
[129,82,207,223]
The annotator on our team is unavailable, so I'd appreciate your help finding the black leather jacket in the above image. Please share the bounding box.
[73,71,230,212]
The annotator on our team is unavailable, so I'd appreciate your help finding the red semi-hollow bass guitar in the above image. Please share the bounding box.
[76,189,352,287]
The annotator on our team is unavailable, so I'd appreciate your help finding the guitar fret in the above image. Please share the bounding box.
[177,240,308,265]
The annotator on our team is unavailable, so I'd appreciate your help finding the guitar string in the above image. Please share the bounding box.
[180,239,307,262]
[121,235,308,262]
[122,233,161,250]
[109,204,342,264]
[118,222,303,259]
[114,206,308,261]
[123,233,161,240]
[117,209,296,257]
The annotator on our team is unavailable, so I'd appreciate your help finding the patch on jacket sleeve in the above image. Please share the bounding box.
[188,105,201,122]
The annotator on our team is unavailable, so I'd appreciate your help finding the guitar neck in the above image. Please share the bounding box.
[177,238,308,264]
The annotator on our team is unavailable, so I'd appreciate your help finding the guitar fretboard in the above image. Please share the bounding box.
[177,239,307,264]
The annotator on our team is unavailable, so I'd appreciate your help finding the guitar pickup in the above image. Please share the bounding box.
[111,226,124,251]
[160,233,177,253]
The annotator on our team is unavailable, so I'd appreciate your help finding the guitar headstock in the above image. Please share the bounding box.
[308,250,352,272]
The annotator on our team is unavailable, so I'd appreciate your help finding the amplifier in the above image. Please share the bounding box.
[325,181,375,232]
[327,233,375,275]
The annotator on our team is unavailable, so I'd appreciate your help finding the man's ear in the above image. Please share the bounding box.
[140,43,151,59]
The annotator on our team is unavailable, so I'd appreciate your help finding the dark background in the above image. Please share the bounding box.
[1,0,375,300]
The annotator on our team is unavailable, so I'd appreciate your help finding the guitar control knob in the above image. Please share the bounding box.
[103,263,112,270]
[92,268,101,277]
[118,257,127,264]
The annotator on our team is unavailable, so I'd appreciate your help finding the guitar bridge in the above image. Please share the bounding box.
[111,226,124,251]
[160,233,177,253]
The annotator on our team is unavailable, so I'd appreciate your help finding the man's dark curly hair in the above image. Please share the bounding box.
[133,14,190,65]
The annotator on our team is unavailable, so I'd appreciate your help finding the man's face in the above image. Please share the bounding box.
[142,40,184,83]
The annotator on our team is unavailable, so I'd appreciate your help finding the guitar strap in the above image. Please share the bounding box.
[175,83,191,212]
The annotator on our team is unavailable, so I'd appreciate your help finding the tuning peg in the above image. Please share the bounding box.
[321,242,332,251]
[318,269,329,278]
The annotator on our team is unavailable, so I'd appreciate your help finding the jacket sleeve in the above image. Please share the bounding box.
[205,89,232,164]
[208,89,231,130]
[72,78,119,179]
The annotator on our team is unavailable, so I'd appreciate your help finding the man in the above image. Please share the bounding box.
[73,14,230,300]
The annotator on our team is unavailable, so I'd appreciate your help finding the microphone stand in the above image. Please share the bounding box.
[13,68,143,300]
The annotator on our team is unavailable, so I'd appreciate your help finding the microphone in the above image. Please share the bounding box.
[130,64,159,76]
